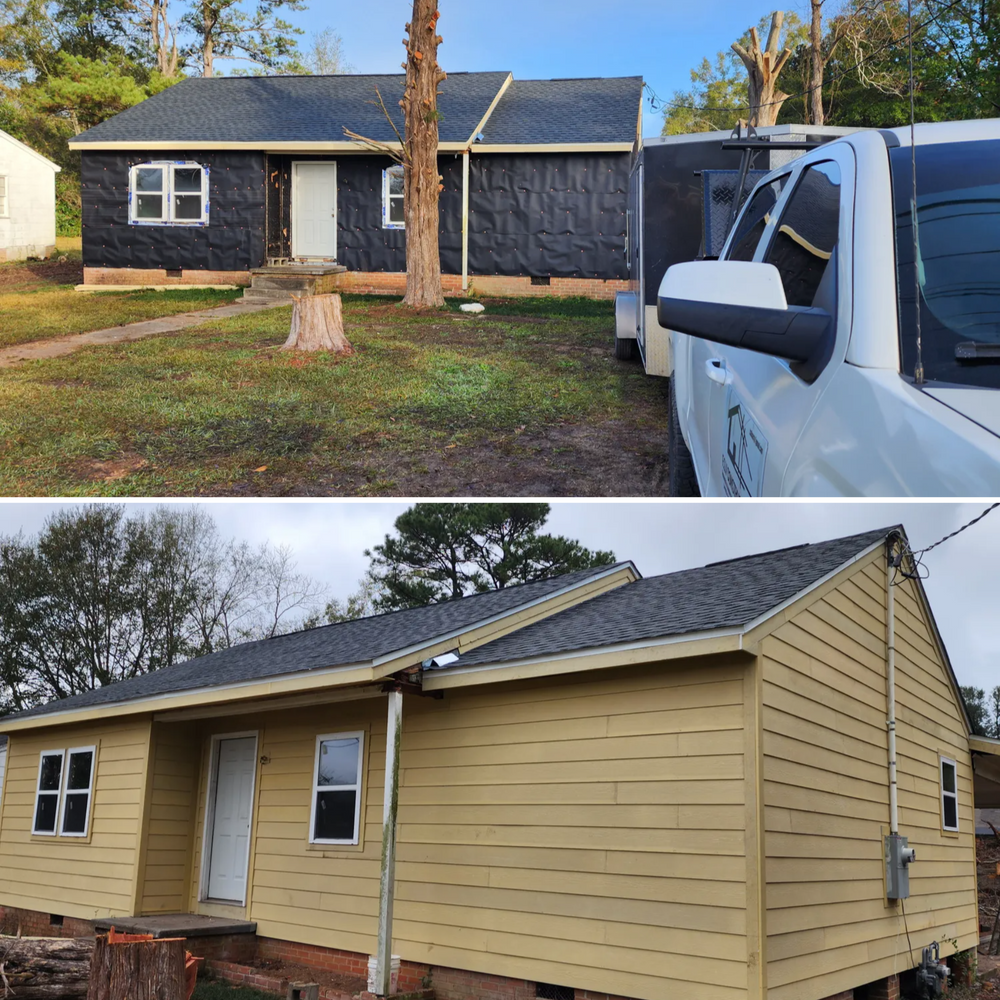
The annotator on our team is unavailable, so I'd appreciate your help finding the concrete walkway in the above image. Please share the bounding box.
[0,297,287,369]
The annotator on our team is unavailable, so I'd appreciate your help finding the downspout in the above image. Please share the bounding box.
[462,149,470,292]
[375,688,403,996]
[886,540,899,835]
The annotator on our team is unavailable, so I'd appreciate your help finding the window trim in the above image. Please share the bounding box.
[128,161,210,227]
[309,731,365,846]
[32,749,66,837]
[382,164,405,230]
[0,175,8,218]
[59,745,96,839]
[940,755,959,832]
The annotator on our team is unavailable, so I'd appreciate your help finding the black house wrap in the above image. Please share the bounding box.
[255,151,629,279]
[81,151,266,271]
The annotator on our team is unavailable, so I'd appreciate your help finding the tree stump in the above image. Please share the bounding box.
[86,935,186,1000]
[282,293,353,354]
[0,936,95,1000]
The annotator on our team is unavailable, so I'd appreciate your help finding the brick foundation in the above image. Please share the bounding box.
[83,267,251,286]
[81,266,626,301]
[0,905,639,1000]
[868,974,900,1000]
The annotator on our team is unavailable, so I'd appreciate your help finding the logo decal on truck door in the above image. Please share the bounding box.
[722,387,768,497]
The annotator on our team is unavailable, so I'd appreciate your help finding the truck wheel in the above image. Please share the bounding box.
[668,378,700,497]
[613,334,636,361]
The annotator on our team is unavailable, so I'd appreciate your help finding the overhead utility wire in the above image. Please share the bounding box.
[891,503,1000,583]
[643,0,966,116]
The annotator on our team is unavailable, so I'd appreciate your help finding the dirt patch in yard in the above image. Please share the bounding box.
[207,416,668,497]
[70,453,150,483]
[0,254,83,292]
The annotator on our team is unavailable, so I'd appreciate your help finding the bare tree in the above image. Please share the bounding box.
[732,11,794,126]
[131,0,181,77]
[807,0,858,124]
[342,1,447,309]
[304,26,351,75]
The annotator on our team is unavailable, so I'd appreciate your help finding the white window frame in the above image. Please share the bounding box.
[309,731,364,846]
[382,164,405,230]
[32,749,65,837]
[60,746,97,838]
[0,175,8,218]
[940,755,959,832]
[128,161,209,226]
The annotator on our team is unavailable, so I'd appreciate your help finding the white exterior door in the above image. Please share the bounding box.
[292,161,337,259]
[207,736,256,902]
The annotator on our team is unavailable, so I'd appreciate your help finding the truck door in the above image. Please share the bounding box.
[707,146,855,496]
[682,173,791,491]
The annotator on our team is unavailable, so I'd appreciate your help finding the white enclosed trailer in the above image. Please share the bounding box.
[615,124,859,376]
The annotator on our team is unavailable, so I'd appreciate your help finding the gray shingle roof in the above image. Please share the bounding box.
[452,527,895,668]
[480,77,643,145]
[72,72,512,145]
[8,564,626,721]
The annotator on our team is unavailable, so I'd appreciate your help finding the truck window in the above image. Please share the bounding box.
[726,175,789,262]
[763,161,841,307]
[891,138,1000,388]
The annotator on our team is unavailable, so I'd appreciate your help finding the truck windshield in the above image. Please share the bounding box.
[891,138,1000,388]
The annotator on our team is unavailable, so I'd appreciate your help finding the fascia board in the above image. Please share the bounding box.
[465,72,513,146]
[370,561,640,676]
[422,627,748,691]
[68,140,472,153]
[0,661,375,733]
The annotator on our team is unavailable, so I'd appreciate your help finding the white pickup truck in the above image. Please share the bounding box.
[660,120,1000,497]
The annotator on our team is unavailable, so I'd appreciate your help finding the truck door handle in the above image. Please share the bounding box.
[705,358,732,385]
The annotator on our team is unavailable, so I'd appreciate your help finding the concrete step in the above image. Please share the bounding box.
[251,275,317,292]
[242,288,296,302]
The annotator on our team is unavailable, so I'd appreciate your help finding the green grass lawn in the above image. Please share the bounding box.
[0,286,245,350]
[0,295,668,497]
[193,982,279,1000]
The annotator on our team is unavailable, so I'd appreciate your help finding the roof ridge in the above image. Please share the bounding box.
[701,525,896,571]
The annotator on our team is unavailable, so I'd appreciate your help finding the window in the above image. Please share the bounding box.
[726,175,789,262]
[129,162,209,226]
[382,164,404,229]
[0,175,7,217]
[763,161,841,307]
[309,732,364,845]
[941,756,959,831]
[33,750,64,836]
[32,746,96,838]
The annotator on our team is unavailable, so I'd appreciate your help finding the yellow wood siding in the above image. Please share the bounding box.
[0,717,152,919]
[393,661,750,1000]
[761,554,978,1000]
[139,722,199,914]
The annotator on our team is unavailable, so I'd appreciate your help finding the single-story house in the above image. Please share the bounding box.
[69,72,642,299]
[0,128,60,262]
[0,526,993,1000]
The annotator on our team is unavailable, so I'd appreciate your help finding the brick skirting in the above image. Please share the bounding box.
[82,267,627,301]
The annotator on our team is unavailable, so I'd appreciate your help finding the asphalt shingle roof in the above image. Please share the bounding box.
[9,564,625,720]
[72,72,512,145]
[452,527,895,668]
[480,77,643,145]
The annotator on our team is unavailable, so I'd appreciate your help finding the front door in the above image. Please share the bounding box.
[292,161,337,259]
[207,736,256,903]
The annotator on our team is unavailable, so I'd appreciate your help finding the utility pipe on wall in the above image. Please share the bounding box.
[461,149,470,292]
[375,688,403,996]
[886,538,899,835]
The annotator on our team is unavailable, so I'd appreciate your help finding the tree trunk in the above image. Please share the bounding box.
[201,1,214,77]
[732,12,793,127]
[282,294,354,353]
[0,936,95,1000]
[401,0,447,309]
[87,936,186,1000]
[810,0,825,125]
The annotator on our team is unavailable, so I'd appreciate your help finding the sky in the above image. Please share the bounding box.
[232,0,807,137]
[0,500,997,693]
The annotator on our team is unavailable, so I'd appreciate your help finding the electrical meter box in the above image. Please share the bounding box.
[885,834,916,899]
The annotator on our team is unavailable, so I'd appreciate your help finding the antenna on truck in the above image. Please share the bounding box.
[907,0,925,385]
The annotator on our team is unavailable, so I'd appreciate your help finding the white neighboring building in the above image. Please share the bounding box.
[0,129,60,262]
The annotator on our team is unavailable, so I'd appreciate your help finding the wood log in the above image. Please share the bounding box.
[282,293,354,354]
[87,935,186,1000]
[0,936,95,1000]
